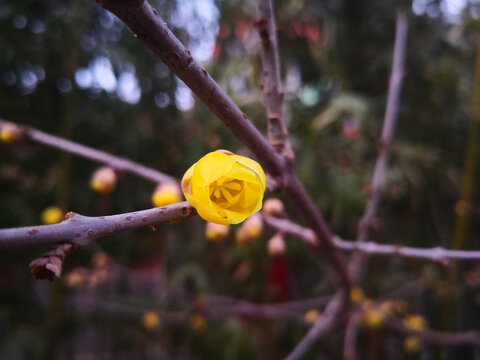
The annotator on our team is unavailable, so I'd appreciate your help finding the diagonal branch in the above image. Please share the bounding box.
[254,0,294,162]
[264,215,480,263]
[349,9,408,282]
[0,118,177,184]
[0,201,196,250]
[98,0,350,294]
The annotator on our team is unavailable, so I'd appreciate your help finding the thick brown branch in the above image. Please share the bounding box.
[254,0,294,162]
[0,119,177,184]
[0,202,196,250]
[264,215,480,263]
[99,0,350,297]
[99,0,287,177]
[349,9,408,282]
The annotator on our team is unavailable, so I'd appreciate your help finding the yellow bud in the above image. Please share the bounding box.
[91,252,108,269]
[141,311,160,331]
[40,206,64,224]
[235,213,263,246]
[189,314,206,332]
[205,222,230,242]
[304,309,322,325]
[0,122,22,144]
[151,182,182,207]
[267,233,286,256]
[350,287,365,305]
[361,308,387,329]
[404,336,421,354]
[263,198,284,216]
[403,315,427,332]
[182,151,266,225]
[64,268,86,289]
[90,167,117,194]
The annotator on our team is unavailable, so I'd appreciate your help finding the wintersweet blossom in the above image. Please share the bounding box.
[181,151,266,225]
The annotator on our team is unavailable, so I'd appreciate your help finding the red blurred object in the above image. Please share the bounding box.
[268,257,289,301]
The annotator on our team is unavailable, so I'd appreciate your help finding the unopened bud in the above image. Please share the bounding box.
[40,206,64,224]
[189,314,206,332]
[304,309,322,325]
[350,286,365,305]
[91,252,108,269]
[205,222,230,242]
[263,198,284,217]
[236,213,263,246]
[267,233,286,256]
[403,314,427,332]
[0,122,22,144]
[142,311,161,331]
[361,307,387,329]
[404,336,421,354]
[90,167,117,194]
[151,182,182,207]
[64,268,86,289]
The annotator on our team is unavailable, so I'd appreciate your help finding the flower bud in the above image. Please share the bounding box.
[350,286,365,305]
[205,222,230,242]
[189,314,206,332]
[403,314,427,332]
[141,311,160,331]
[182,151,266,224]
[40,206,64,224]
[267,233,286,256]
[263,198,285,217]
[235,213,263,245]
[404,336,421,354]
[0,122,22,144]
[64,268,86,289]
[361,307,387,329]
[91,252,108,269]
[151,182,182,207]
[90,167,117,194]
[304,309,322,325]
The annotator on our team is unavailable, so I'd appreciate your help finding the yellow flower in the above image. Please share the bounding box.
[41,206,64,224]
[182,151,266,225]
[141,311,160,331]
[151,182,182,207]
[0,122,22,144]
[361,307,387,329]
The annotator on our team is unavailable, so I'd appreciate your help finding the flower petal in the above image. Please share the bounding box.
[192,152,235,186]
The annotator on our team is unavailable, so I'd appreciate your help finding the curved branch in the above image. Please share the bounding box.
[0,201,196,250]
[0,118,177,184]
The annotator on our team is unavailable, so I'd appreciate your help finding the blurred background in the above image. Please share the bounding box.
[2,0,480,358]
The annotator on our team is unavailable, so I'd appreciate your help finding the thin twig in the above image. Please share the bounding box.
[285,292,346,360]
[263,215,480,263]
[349,10,408,282]
[344,313,361,360]
[0,118,177,184]
[254,0,294,162]
[389,318,480,347]
[0,201,196,250]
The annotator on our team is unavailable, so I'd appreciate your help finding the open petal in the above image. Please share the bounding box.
[231,154,266,190]
[192,152,235,186]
